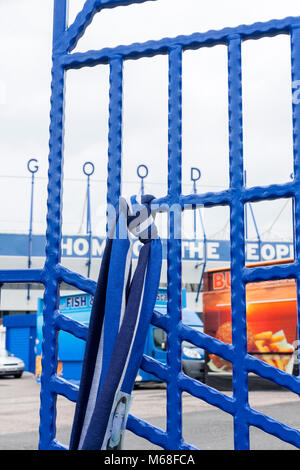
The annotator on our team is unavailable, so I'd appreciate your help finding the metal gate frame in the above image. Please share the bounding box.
[1,0,300,450]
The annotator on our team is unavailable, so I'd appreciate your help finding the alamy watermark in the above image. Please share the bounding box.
[107,199,186,241]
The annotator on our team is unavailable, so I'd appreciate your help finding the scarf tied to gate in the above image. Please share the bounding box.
[69,195,162,450]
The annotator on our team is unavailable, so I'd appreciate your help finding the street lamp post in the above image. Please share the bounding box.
[191,167,207,304]
[83,162,95,277]
[137,164,149,196]
[27,158,39,301]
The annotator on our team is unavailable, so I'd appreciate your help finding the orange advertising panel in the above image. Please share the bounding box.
[203,261,297,374]
[35,355,63,380]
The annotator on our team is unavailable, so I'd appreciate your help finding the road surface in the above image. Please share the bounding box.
[0,373,299,450]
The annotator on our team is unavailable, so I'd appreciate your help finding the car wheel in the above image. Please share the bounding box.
[14,373,23,378]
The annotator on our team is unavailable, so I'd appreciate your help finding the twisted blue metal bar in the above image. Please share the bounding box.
[245,355,300,394]
[54,313,89,342]
[243,262,299,283]
[62,15,300,70]
[246,408,300,448]
[228,35,249,450]
[107,56,123,214]
[177,181,295,210]
[38,0,68,450]
[0,269,44,283]
[127,414,168,449]
[179,323,235,364]
[57,264,96,294]
[178,373,236,416]
[62,0,157,53]
[166,45,183,450]
[291,26,300,376]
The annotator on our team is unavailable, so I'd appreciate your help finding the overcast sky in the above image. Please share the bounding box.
[0,0,299,241]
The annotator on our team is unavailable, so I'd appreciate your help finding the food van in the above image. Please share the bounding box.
[202,259,298,381]
[35,288,204,383]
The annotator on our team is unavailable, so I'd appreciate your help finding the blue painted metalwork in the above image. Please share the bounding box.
[166,45,183,450]
[1,0,300,450]
[82,161,94,277]
[244,170,262,261]
[191,167,207,304]
[26,158,39,300]
[191,167,201,240]
[227,34,249,448]
[137,164,148,196]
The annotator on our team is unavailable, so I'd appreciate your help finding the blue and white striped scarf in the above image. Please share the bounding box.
[69,195,162,450]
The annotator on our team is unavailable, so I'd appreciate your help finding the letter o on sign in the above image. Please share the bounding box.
[261,244,275,261]
[73,238,89,256]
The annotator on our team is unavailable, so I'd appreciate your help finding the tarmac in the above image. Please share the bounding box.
[0,372,300,450]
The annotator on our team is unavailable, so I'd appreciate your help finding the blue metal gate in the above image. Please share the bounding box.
[1,0,300,450]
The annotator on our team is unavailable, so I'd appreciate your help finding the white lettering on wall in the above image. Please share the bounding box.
[73,238,89,256]
[188,242,204,259]
[207,242,220,260]
[61,237,73,256]
[92,238,105,257]
[275,244,290,259]
[247,243,259,261]
[261,244,276,261]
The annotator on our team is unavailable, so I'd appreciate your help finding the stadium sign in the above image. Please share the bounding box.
[0,234,294,263]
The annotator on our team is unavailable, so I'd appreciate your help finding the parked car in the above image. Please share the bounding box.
[0,349,24,378]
